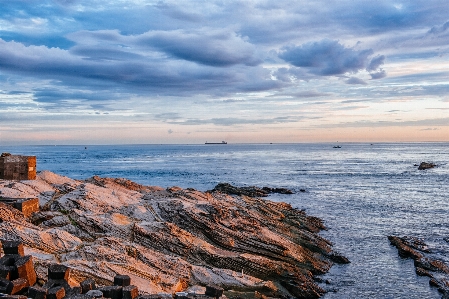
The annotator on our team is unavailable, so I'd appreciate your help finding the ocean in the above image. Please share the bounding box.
[1,143,448,298]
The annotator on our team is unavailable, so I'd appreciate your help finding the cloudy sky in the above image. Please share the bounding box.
[0,0,448,145]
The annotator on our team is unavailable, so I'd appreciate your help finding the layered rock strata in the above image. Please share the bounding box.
[0,171,345,298]
[388,236,449,298]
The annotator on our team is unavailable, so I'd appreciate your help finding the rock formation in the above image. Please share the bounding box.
[388,236,449,297]
[209,183,293,197]
[418,162,436,170]
[0,171,346,299]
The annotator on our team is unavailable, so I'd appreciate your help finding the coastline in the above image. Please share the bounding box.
[0,171,346,299]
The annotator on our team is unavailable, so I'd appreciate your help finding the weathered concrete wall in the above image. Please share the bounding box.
[0,153,36,180]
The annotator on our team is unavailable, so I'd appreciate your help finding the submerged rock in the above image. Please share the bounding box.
[0,171,344,298]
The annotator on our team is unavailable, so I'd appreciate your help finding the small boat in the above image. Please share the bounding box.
[205,141,227,144]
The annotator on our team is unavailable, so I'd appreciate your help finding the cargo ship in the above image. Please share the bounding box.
[205,141,227,144]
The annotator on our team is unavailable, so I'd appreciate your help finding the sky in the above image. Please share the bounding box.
[0,0,448,145]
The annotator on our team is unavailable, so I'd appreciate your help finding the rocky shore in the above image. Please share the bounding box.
[0,171,347,299]
[389,236,449,298]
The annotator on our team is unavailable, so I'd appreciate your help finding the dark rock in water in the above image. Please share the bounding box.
[418,162,436,170]
[415,257,449,274]
[262,186,294,194]
[416,267,433,277]
[328,253,350,264]
[389,235,449,297]
[387,236,424,259]
[210,183,293,197]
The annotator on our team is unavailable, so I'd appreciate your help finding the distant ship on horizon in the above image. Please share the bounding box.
[205,141,227,144]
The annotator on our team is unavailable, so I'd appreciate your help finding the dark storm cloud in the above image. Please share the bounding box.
[278,40,373,76]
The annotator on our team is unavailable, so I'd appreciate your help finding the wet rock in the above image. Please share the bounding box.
[418,162,436,170]
[261,187,294,195]
[387,236,424,259]
[416,267,433,278]
[415,258,449,274]
[328,253,350,264]
[210,183,293,197]
[389,235,449,297]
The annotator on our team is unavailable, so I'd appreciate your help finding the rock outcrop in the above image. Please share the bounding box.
[388,236,449,297]
[418,162,436,170]
[0,171,345,298]
[209,183,293,197]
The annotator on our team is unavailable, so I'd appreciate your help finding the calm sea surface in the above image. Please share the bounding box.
[1,143,448,298]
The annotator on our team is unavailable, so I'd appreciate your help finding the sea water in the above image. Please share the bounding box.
[1,143,448,298]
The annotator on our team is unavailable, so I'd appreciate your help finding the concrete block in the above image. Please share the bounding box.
[0,277,14,294]
[47,286,66,299]
[0,263,15,279]
[81,278,96,294]
[205,285,223,299]
[10,278,28,295]
[122,285,138,299]
[99,285,123,299]
[2,241,24,256]
[15,255,37,286]
[43,279,72,293]
[48,264,70,280]
[70,286,82,295]
[28,286,48,299]
[13,198,39,217]
[114,275,131,287]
